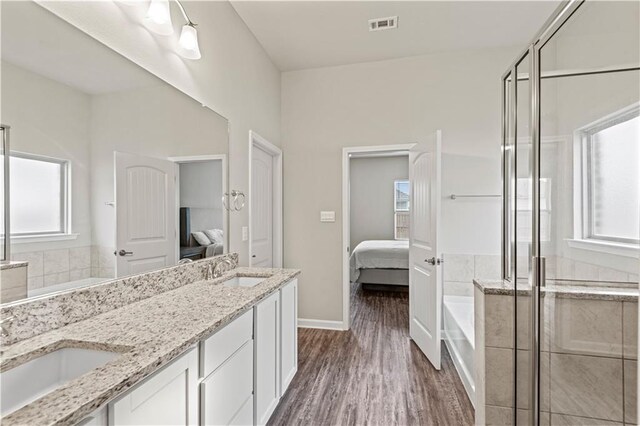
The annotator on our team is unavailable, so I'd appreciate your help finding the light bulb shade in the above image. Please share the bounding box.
[144,0,174,36]
[178,24,201,60]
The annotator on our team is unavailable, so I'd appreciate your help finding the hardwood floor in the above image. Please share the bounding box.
[269,283,475,426]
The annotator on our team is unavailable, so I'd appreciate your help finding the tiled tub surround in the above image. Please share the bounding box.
[0,258,300,425]
[0,262,29,303]
[443,254,501,297]
[474,279,638,426]
[10,246,116,292]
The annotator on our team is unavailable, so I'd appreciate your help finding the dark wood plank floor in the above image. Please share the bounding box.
[268,282,475,426]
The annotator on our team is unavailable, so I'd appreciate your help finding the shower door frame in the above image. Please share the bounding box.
[501,1,586,425]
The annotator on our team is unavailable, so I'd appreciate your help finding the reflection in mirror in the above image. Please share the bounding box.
[538,0,639,284]
[0,2,229,303]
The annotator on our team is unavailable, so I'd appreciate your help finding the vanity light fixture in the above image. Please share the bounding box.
[143,0,202,60]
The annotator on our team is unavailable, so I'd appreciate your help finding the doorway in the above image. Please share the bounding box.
[170,155,228,263]
[249,131,283,268]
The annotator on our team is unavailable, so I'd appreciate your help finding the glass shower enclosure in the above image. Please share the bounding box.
[502,0,639,424]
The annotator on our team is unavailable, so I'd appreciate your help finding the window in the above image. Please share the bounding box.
[394,179,409,240]
[7,153,70,236]
[575,105,639,246]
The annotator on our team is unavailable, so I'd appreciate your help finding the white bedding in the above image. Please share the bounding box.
[349,240,409,282]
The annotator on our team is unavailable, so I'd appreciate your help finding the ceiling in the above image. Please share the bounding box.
[231,1,562,71]
[1,1,156,95]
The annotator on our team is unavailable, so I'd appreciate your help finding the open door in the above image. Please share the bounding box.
[115,152,176,277]
[409,130,442,369]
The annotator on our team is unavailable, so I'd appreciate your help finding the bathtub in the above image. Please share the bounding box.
[443,295,475,406]
[28,277,108,298]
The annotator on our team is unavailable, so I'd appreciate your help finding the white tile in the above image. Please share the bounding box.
[43,249,70,275]
[444,281,473,296]
[475,255,501,280]
[69,268,91,281]
[443,254,474,282]
[69,246,91,270]
[486,347,513,407]
[624,359,636,425]
[550,413,622,425]
[623,302,637,360]
[486,405,512,425]
[485,294,513,348]
[98,268,115,279]
[98,247,115,268]
[0,267,27,289]
[91,246,100,268]
[556,257,575,280]
[43,271,70,286]
[598,267,630,283]
[573,261,600,281]
[27,275,44,290]
[12,251,44,277]
[549,297,623,357]
[550,353,623,422]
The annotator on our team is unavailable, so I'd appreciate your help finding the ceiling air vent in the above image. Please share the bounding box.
[368,16,398,32]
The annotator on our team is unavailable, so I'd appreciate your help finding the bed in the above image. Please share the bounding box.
[179,207,224,260]
[349,240,409,286]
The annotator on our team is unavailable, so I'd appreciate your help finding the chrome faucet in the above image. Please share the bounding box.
[213,258,234,278]
[1,315,15,338]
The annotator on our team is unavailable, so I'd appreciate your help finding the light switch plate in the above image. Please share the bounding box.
[242,226,248,241]
[320,211,336,222]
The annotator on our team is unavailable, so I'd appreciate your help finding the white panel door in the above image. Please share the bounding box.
[409,130,443,370]
[115,152,176,277]
[279,279,298,394]
[251,145,273,267]
[109,347,198,425]
[254,291,280,425]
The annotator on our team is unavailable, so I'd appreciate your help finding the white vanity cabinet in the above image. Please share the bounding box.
[109,347,199,425]
[80,278,298,426]
[279,279,298,393]
[255,278,298,426]
[254,291,281,426]
[200,309,254,426]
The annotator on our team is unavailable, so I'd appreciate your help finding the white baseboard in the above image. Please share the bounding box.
[297,318,346,330]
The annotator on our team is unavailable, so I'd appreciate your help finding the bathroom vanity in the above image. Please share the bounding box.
[0,255,299,426]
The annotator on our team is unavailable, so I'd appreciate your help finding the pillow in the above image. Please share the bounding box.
[204,229,224,245]
[192,231,211,246]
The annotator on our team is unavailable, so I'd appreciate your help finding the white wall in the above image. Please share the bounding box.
[349,156,408,249]
[38,0,281,265]
[1,61,92,253]
[282,47,518,322]
[90,83,228,251]
[179,160,224,231]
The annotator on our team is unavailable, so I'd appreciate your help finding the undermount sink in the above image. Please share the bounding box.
[0,347,119,416]
[222,276,265,288]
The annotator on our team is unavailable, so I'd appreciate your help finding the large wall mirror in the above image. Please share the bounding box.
[0,1,229,302]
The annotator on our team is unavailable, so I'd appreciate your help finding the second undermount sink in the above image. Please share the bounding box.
[0,347,119,416]
[222,276,265,288]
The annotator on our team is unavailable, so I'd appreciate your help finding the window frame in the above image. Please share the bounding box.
[9,151,71,237]
[393,179,410,240]
[573,103,640,248]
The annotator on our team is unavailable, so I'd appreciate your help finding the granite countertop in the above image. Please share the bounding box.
[0,266,300,426]
[0,261,28,271]
[474,278,639,302]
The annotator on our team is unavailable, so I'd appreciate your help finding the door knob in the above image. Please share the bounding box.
[425,257,443,265]
[118,250,134,256]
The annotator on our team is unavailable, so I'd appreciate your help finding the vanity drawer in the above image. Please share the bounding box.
[200,309,253,377]
[201,341,254,426]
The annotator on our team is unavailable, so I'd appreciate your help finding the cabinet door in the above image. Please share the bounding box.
[201,341,253,426]
[109,347,198,425]
[279,279,298,395]
[254,291,280,426]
